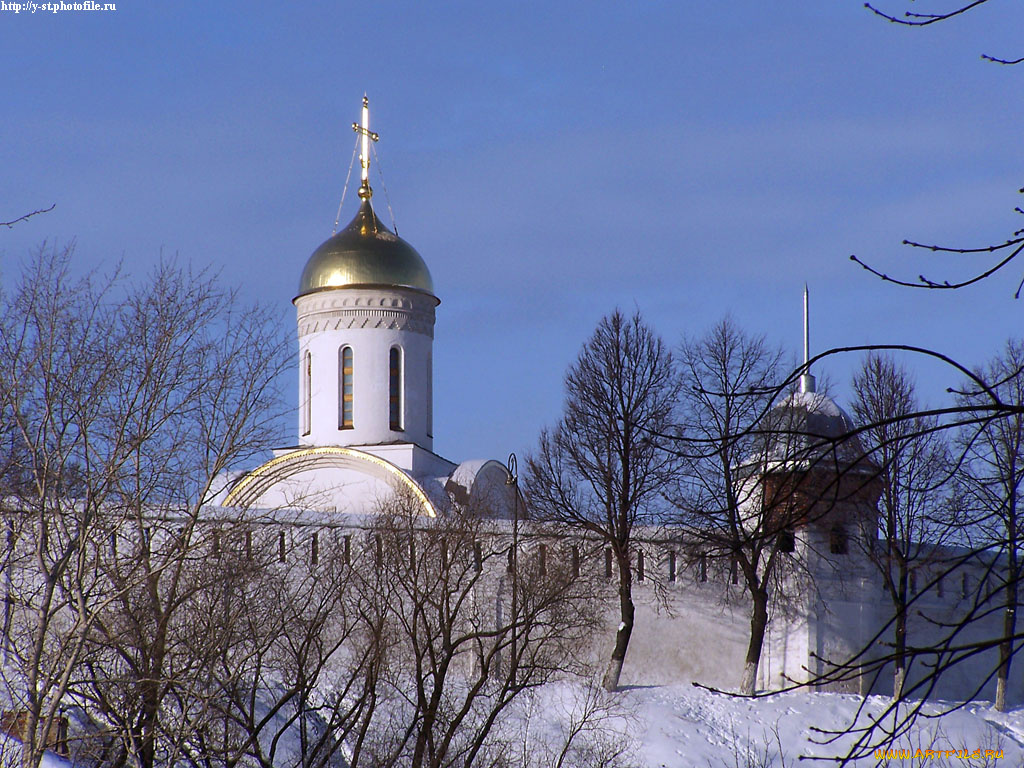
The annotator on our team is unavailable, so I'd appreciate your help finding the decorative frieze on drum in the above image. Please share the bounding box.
[298,308,435,337]
[296,292,436,338]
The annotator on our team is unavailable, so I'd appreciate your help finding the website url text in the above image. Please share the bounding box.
[2,1,116,14]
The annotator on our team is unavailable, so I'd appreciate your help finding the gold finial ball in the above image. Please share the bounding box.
[357,181,373,200]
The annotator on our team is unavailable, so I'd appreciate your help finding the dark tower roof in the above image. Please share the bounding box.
[762,391,871,472]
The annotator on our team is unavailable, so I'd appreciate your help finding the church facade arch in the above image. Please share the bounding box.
[223,446,437,517]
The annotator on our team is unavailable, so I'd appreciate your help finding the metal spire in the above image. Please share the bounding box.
[352,94,379,200]
[803,283,809,365]
[800,283,816,394]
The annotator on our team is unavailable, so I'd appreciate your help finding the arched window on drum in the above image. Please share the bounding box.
[301,350,311,436]
[339,346,354,429]
[389,346,403,431]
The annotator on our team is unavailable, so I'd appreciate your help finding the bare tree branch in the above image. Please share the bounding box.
[0,205,55,229]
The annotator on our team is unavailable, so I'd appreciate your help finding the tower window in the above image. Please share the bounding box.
[778,529,795,553]
[339,346,354,429]
[389,347,404,431]
[829,525,848,555]
[301,351,312,436]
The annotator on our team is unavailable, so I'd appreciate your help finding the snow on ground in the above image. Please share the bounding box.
[0,687,1021,767]
[0,733,73,768]
[610,685,1024,767]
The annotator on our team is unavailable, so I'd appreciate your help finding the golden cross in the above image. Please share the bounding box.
[352,95,379,199]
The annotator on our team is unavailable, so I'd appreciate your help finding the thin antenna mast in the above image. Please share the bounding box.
[800,283,816,394]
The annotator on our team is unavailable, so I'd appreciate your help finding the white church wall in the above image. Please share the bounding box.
[496,529,1024,702]
[772,608,812,692]
[523,536,766,691]
[295,287,436,451]
[240,464,403,516]
[362,443,456,480]
[806,588,873,694]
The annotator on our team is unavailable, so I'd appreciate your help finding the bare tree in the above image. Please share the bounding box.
[181,522,380,768]
[819,2,1024,752]
[0,245,600,768]
[758,342,1024,762]
[500,681,636,768]
[74,260,288,768]
[672,317,802,695]
[851,353,954,698]
[344,492,598,768]
[954,339,1024,711]
[525,309,679,691]
[864,0,1019,63]
[0,246,137,768]
[850,0,1024,294]
[172,489,599,768]
[0,244,288,768]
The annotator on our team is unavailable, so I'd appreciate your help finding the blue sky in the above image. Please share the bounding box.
[3,1,1024,464]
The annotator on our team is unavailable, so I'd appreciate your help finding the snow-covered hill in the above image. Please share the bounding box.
[632,686,1022,766]
[514,683,1024,767]
[4,686,1021,767]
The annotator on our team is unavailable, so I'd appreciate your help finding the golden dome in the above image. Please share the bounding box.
[297,199,435,299]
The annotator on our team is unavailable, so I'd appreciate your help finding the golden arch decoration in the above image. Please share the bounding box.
[223,446,437,517]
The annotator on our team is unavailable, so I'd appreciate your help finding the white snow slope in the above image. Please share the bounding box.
[0,734,72,768]
[2,686,1021,768]
[603,685,1024,767]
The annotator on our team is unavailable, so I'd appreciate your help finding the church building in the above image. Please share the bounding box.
[218,97,514,519]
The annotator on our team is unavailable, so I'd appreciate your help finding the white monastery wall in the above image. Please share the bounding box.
[214,515,1016,702]
[5,508,1021,706]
